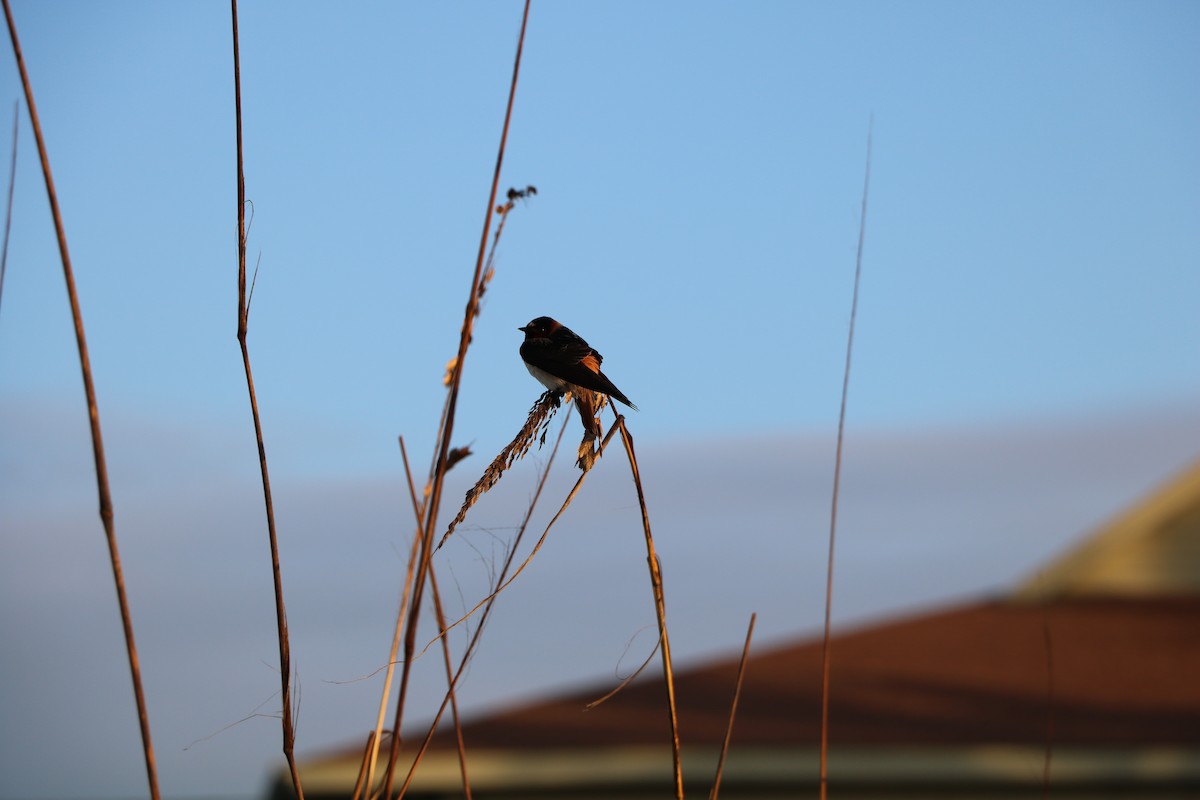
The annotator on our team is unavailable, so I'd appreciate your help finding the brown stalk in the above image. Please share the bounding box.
[356,440,427,800]
[614,414,683,800]
[424,563,473,799]
[380,4,533,795]
[349,730,378,800]
[1,3,161,798]
[423,415,618,651]
[395,437,474,799]
[439,390,560,549]
[709,614,756,800]
[585,636,661,710]
[230,3,303,797]
[367,113,538,800]
[395,415,572,799]
[819,117,873,800]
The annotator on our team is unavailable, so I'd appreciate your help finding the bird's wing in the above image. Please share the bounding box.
[555,329,604,367]
[521,340,634,407]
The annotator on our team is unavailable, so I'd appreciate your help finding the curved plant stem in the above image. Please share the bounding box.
[2,2,160,797]
[395,415,571,799]
[380,3,533,796]
[819,117,873,800]
[615,414,683,800]
[710,613,756,800]
[0,100,16,313]
[230,2,303,797]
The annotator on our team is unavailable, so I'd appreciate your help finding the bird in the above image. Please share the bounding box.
[518,316,637,411]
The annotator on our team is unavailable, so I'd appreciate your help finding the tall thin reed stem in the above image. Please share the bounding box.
[0,100,16,311]
[710,613,756,800]
[357,438,426,800]
[395,416,571,800]
[2,2,161,797]
[230,3,303,797]
[615,416,683,800]
[379,437,473,800]
[380,3,532,795]
[819,118,873,800]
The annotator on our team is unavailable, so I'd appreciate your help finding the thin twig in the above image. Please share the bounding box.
[615,414,683,800]
[425,566,473,800]
[0,99,17,313]
[392,437,474,800]
[350,730,378,800]
[585,634,661,709]
[819,116,873,800]
[421,415,617,653]
[439,390,560,550]
[357,440,427,800]
[230,3,302,797]
[710,613,756,800]
[395,414,572,800]
[381,3,532,795]
[1,3,160,797]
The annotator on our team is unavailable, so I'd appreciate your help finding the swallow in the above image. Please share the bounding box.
[518,316,637,410]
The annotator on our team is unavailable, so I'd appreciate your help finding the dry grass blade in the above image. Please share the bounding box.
[572,389,609,470]
[614,413,683,800]
[709,613,756,800]
[382,5,533,796]
[2,4,161,798]
[230,3,303,797]
[471,184,535,317]
[438,390,560,550]
[357,439,427,800]
[424,416,618,652]
[394,416,572,799]
[0,99,16,314]
[350,730,379,800]
[819,117,873,800]
[399,441,475,798]
[425,563,474,800]
[585,634,661,710]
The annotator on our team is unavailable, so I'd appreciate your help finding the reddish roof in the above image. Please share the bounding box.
[428,597,1200,750]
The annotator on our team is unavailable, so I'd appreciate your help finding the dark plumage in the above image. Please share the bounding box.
[518,316,637,410]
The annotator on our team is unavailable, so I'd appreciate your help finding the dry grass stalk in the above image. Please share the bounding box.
[614,413,683,800]
[571,389,611,470]
[585,634,661,710]
[380,6,533,797]
[2,3,161,797]
[350,730,379,800]
[472,184,535,321]
[819,118,873,800]
[438,390,560,550]
[229,4,303,797]
[360,438,477,800]
[356,439,429,800]
[0,100,15,312]
[394,416,572,799]
[426,417,618,651]
[709,613,756,800]
[425,569,474,800]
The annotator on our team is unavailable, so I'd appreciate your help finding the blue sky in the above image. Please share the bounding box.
[1,2,1198,798]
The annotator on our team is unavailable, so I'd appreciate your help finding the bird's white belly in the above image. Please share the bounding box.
[525,363,572,393]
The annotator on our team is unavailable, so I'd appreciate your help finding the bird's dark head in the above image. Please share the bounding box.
[519,316,559,339]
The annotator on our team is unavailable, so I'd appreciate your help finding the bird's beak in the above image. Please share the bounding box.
[518,325,529,332]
